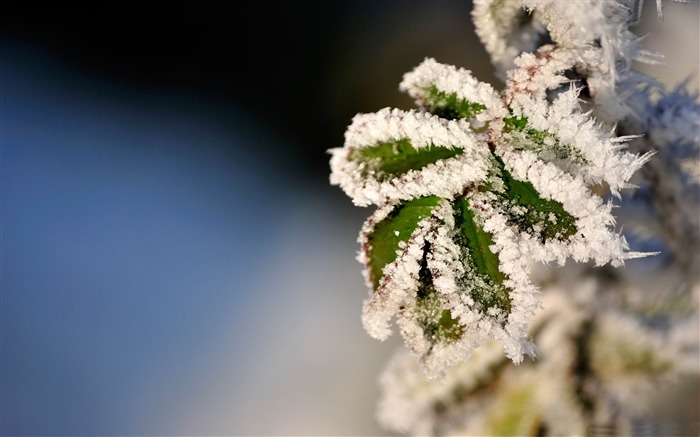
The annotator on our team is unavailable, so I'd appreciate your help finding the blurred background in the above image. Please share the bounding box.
[1,1,697,435]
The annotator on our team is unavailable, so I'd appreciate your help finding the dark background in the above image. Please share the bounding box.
[1,1,497,186]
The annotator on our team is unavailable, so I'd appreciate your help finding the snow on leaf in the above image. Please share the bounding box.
[329,108,490,206]
[400,57,506,123]
[494,148,644,267]
[414,258,465,344]
[348,139,463,183]
[359,199,449,340]
[507,85,655,196]
[517,0,653,85]
[503,46,588,102]
[472,0,548,78]
[489,154,578,243]
[359,195,537,376]
[504,115,587,165]
[452,197,510,313]
[364,196,444,290]
[414,85,487,121]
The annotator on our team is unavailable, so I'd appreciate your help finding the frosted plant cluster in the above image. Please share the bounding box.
[377,272,699,436]
[329,0,699,434]
[329,11,652,376]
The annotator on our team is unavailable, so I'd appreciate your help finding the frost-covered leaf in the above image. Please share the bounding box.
[364,196,443,289]
[378,276,699,436]
[377,288,591,437]
[360,194,545,377]
[471,0,548,77]
[359,199,449,341]
[475,0,656,89]
[504,115,585,165]
[489,154,577,243]
[452,197,510,312]
[400,58,507,123]
[506,85,654,196]
[348,139,463,183]
[491,148,642,267]
[519,0,655,72]
[329,108,490,206]
[414,264,464,344]
[359,194,540,376]
[360,197,466,346]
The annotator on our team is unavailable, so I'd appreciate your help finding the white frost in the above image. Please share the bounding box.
[329,108,491,206]
[400,57,508,124]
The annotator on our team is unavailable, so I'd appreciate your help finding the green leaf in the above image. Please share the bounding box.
[454,198,511,313]
[416,244,464,343]
[491,154,577,242]
[366,196,443,289]
[505,115,585,162]
[504,115,527,131]
[420,85,487,120]
[348,138,463,182]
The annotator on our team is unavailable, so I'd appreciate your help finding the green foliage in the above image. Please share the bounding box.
[366,196,442,288]
[491,155,577,242]
[505,115,586,162]
[420,85,487,120]
[417,254,464,343]
[348,139,463,182]
[453,198,511,313]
